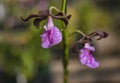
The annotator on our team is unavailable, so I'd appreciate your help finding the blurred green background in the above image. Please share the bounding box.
[0,0,120,83]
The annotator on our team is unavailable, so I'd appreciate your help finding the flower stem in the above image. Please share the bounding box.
[68,30,86,37]
[61,0,69,83]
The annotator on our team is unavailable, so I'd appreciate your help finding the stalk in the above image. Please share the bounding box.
[61,0,69,83]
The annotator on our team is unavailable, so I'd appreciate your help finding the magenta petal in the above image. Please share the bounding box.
[44,17,54,30]
[40,31,51,48]
[41,26,62,48]
[50,26,62,45]
[84,43,95,51]
[79,49,99,68]
[40,17,62,48]
[86,55,99,68]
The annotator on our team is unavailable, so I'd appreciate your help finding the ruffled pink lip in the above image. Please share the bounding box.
[41,17,62,48]
[79,43,99,68]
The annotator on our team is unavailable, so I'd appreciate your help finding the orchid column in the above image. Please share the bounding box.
[61,0,69,83]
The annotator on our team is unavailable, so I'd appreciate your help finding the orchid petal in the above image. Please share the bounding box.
[44,17,54,30]
[84,43,95,51]
[79,47,99,68]
[41,17,62,48]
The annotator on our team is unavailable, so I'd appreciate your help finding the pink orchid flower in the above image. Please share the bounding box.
[41,17,62,48]
[79,43,99,68]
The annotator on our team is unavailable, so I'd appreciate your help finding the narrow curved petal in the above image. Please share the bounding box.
[33,18,45,28]
[20,14,39,21]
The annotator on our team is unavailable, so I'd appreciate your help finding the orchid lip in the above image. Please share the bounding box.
[79,43,99,68]
[41,17,62,48]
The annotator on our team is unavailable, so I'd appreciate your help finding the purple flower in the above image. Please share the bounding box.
[20,7,71,48]
[79,43,99,68]
[41,17,62,48]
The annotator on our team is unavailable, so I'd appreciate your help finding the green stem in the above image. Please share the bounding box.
[61,0,69,83]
